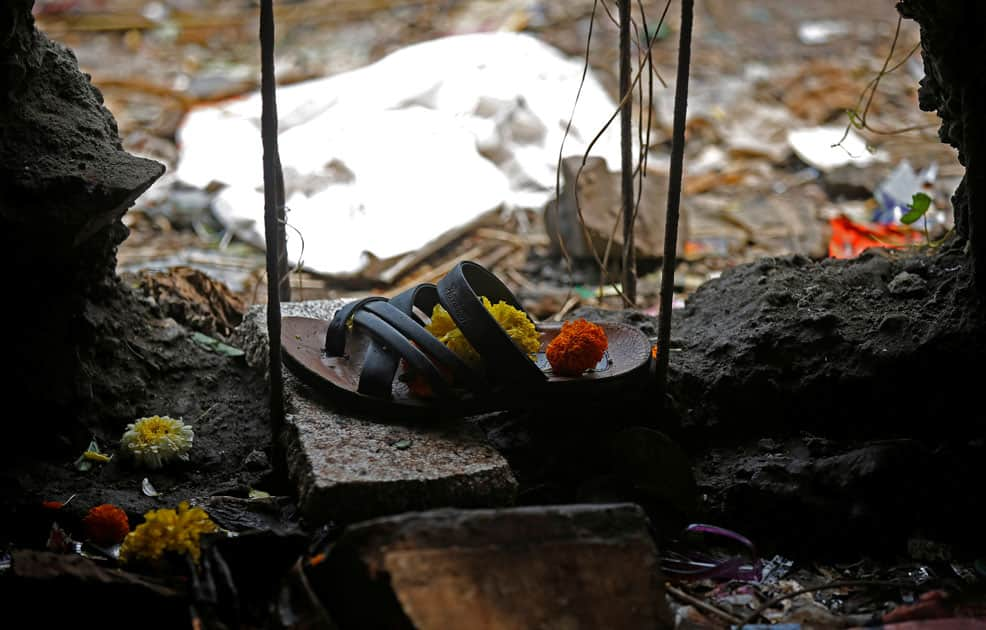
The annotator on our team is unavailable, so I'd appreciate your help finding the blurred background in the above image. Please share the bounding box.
[33,0,961,318]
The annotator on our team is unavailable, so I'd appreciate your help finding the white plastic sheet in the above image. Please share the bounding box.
[175,32,623,275]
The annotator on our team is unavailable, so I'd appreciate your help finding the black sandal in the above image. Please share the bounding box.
[281,261,653,416]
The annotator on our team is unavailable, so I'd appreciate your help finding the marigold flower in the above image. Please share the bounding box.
[546,319,608,376]
[121,415,194,469]
[82,504,130,547]
[119,501,218,565]
[425,297,540,365]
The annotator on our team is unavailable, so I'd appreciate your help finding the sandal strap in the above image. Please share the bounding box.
[323,289,488,400]
[324,296,386,357]
[436,261,546,385]
[386,284,489,394]
[324,296,452,399]
[363,299,486,393]
[350,308,453,399]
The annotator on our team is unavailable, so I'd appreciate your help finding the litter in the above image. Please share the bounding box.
[175,32,624,276]
[797,20,851,45]
[873,160,947,229]
[827,215,924,259]
[661,523,762,582]
[786,126,888,172]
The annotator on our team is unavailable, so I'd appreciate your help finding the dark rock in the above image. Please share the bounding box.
[4,550,187,628]
[313,504,672,629]
[243,449,270,471]
[888,271,929,297]
[696,438,986,558]
[669,248,985,441]
[1,5,163,449]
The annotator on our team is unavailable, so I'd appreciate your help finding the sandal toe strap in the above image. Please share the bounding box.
[437,261,545,385]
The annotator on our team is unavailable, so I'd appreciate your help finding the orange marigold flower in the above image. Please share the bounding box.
[546,319,608,376]
[83,504,130,547]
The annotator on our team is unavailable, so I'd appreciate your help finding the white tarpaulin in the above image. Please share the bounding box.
[175,32,623,275]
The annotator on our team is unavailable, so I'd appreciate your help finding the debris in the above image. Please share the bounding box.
[873,160,945,229]
[544,156,686,263]
[787,126,888,172]
[74,438,108,472]
[797,20,851,45]
[760,554,795,585]
[661,523,762,582]
[176,32,623,277]
[828,215,924,259]
[142,477,160,497]
[135,266,247,336]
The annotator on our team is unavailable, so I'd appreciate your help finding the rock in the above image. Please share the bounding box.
[1,7,164,447]
[888,270,928,297]
[696,437,986,556]
[234,301,517,524]
[544,155,686,263]
[6,551,186,627]
[243,449,270,471]
[669,249,986,441]
[312,504,673,629]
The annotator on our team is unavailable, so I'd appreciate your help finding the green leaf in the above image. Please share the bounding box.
[190,332,244,357]
[901,192,933,225]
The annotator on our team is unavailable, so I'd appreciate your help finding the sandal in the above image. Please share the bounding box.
[280,260,653,416]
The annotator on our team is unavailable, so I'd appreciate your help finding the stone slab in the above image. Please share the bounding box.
[234,301,518,524]
[315,503,673,630]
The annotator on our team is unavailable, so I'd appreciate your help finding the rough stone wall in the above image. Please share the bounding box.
[0,1,163,448]
[897,1,986,290]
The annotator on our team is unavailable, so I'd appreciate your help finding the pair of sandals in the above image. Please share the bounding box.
[281,261,653,416]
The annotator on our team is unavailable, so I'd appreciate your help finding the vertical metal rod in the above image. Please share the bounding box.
[619,0,637,305]
[260,0,284,435]
[275,156,291,301]
[656,0,694,394]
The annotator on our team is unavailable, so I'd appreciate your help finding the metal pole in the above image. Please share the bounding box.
[260,0,285,435]
[656,0,694,395]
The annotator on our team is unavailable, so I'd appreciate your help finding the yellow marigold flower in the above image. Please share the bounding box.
[425,297,540,365]
[121,415,194,469]
[119,501,218,565]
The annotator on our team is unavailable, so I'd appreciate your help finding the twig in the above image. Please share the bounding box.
[739,579,906,626]
[665,583,743,625]
[655,0,694,397]
[551,295,581,322]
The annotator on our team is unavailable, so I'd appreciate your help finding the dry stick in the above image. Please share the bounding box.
[619,0,636,305]
[553,0,600,297]
[738,580,905,626]
[655,0,694,397]
[572,2,671,306]
[665,584,744,626]
[260,0,285,440]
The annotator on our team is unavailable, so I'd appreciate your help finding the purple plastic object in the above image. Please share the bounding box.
[660,523,763,582]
